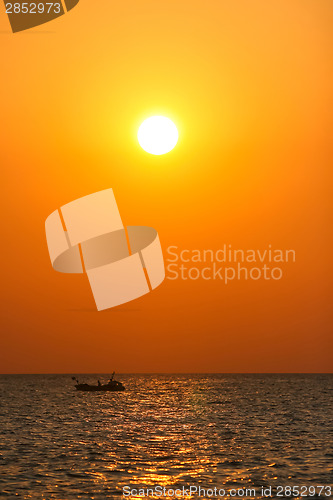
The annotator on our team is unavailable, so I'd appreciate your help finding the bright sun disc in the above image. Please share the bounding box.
[138,116,178,155]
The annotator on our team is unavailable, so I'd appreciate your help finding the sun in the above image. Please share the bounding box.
[138,116,178,155]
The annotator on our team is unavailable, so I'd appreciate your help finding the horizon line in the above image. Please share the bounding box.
[0,372,332,375]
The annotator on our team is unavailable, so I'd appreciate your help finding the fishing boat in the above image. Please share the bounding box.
[72,373,125,392]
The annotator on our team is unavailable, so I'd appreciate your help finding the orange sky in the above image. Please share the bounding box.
[1,0,332,373]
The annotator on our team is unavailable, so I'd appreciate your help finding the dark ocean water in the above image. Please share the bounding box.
[0,374,332,500]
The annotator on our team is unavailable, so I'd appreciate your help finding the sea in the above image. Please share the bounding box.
[0,374,332,500]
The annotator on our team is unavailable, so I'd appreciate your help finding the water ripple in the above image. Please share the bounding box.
[0,374,332,499]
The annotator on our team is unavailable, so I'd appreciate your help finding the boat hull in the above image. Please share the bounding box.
[75,384,125,392]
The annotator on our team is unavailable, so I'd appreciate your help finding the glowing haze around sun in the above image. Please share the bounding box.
[138,116,178,155]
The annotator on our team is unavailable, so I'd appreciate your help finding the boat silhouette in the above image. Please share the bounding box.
[72,373,125,392]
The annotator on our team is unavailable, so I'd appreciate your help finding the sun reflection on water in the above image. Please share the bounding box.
[0,374,332,499]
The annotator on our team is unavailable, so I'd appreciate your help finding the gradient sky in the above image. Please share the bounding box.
[1,0,332,373]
